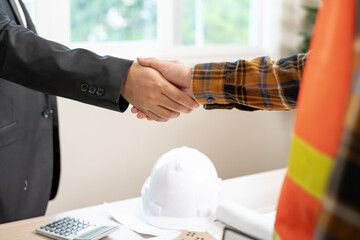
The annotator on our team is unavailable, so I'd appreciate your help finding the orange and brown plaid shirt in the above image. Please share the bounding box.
[191,53,308,111]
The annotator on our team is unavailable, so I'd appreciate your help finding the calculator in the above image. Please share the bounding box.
[36,217,119,240]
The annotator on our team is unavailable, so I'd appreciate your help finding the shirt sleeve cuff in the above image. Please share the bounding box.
[191,63,230,105]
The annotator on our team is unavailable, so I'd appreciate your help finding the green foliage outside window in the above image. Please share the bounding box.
[203,0,249,45]
[299,5,318,53]
[71,0,157,42]
[71,0,251,45]
[182,0,250,45]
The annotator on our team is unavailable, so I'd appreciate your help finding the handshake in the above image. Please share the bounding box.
[121,57,199,122]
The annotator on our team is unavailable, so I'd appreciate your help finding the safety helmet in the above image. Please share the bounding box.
[141,146,222,230]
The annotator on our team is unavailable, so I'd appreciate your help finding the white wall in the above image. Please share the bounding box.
[46,100,295,215]
[45,0,315,215]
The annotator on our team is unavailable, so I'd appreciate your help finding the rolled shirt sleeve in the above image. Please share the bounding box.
[192,53,308,111]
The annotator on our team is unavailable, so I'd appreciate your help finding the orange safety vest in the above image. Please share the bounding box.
[274,0,359,239]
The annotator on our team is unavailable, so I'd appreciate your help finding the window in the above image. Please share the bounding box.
[181,0,251,46]
[22,0,37,25]
[70,0,157,42]
[69,0,252,46]
[31,0,282,63]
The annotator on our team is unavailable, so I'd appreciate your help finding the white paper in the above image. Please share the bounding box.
[146,223,224,240]
[69,208,144,240]
[105,198,224,239]
[146,232,181,240]
[105,198,177,236]
[109,226,144,240]
[216,200,276,240]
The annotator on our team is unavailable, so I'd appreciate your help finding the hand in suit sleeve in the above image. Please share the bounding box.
[0,8,198,120]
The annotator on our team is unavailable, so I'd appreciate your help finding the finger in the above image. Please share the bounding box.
[151,105,180,120]
[137,57,152,67]
[159,94,193,114]
[137,57,168,72]
[145,110,168,122]
[166,59,182,64]
[136,112,148,119]
[163,84,200,109]
[138,57,182,65]
[131,106,150,120]
[131,104,155,120]
[159,59,181,64]
[131,107,140,114]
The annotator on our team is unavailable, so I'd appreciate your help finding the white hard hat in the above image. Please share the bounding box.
[141,146,222,230]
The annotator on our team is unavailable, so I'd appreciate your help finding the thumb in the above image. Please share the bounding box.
[137,57,151,67]
[137,57,167,72]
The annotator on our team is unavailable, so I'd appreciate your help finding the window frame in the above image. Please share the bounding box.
[34,0,282,64]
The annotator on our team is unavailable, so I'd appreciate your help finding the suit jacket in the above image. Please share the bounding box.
[0,0,133,223]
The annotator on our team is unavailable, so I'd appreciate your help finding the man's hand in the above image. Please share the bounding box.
[137,57,193,96]
[131,58,196,120]
[121,62,198,122]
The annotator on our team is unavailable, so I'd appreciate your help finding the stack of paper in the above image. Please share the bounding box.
[217,200,276,240]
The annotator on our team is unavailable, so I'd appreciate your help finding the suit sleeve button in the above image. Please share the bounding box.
[80,83,88,92]
[96,88,104,96]
[207,97,216,103]
[42,109,50,118]
[88,86,97,94]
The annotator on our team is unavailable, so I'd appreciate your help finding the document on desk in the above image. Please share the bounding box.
[217,200,276,240]
[105,198,177,236]
[112,226,145,240]
[105,198,224,239]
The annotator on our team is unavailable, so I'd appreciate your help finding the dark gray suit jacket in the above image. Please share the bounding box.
[0,0,133,223]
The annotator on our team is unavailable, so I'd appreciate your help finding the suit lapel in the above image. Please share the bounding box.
[7,0,25,26]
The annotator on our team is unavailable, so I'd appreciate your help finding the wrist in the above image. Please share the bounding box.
[121,62,137,97]
[186,66,193,96]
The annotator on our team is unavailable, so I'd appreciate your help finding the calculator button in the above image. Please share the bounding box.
[38,217,104,238]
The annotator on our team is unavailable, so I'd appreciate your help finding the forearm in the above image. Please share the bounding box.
[0,9,132,112]
[191,53,308,111]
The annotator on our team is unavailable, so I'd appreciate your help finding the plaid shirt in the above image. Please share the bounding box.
[191,53,308,111]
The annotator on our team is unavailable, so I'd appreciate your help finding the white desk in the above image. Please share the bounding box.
[0,168,286,239]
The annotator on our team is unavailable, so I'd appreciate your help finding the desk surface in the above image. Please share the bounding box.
[0,168,286,240]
